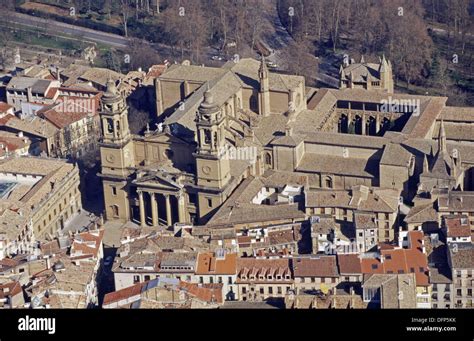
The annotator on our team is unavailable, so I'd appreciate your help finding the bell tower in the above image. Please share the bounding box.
[99,79,135,222]
[194,89,230,220]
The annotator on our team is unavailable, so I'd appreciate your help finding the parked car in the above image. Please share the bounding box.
[266,61,278,69]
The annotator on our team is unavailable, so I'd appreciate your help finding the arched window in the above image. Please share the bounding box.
[325,177,333,189]
[265,153,272,167]
[111,205,119,217]
[250,94,258,112]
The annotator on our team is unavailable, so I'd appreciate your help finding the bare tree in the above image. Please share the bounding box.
[119,0,132,37]
[128,106,150,134]
[126,38,161,70]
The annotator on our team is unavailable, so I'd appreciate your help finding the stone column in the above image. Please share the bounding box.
[375,115,381,134]
[138,190,146,227]
[151,192,159,226]
[177,192,186,223]
[361,114,366,135]
[165,194,172,226]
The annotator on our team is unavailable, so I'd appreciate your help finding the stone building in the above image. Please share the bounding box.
[292,256,339,294]
[0,157,81,258]
[362,273,417,308]
[6,77,60,112]
[447,240,474,308]
[236,257,293,301]
[339,55,394,93]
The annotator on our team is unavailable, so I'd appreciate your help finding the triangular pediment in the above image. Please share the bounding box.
[143,131,189,145]
[134,172,182,191]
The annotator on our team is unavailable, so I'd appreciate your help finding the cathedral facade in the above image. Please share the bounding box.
[99,58,306,226]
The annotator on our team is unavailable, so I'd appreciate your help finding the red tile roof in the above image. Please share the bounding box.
[361,231,429,286]
[0,135,30,153]
[195,252,237,275]
[293,256,339,277]
[70,229,104,259]
[36,93,100,129]
[444,215,471,238]
[0,102,13,113]
[0,114,14,125]
[103,282,145,306]
[44,87,59,99]
[337,254,362,274]
[0,281,22,299]
[179,281,223,304]
[146,64,168,78]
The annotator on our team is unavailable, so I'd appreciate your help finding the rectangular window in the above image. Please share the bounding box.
[207,198,212,208]
[112,186,117,196]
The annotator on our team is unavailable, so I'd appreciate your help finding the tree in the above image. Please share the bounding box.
[104,49,122,72]
[430,54,454,95]
[128,106,150,134]
[281,36,318,83]
[119,0,132,37]
[126,38,161,71]
[387,6,433,88]
[162,0,208,63]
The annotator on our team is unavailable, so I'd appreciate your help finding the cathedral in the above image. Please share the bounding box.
[99,57,306,226]
[99,56,474,232]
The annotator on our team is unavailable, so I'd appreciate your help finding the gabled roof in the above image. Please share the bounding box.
[361,231,429,286]
[405,203,438,224]
[195,252,237,275]
[337,254,362,274]
[292,256,339,278]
